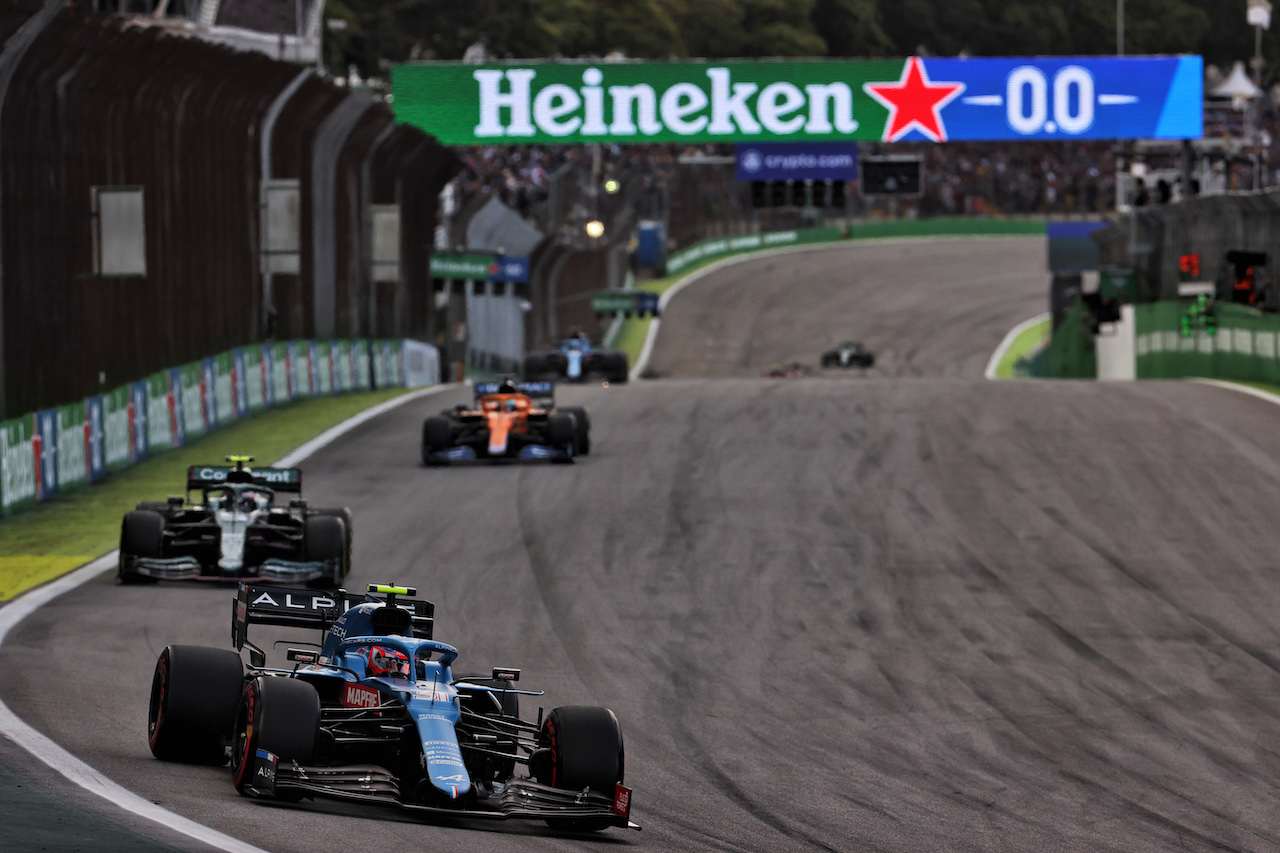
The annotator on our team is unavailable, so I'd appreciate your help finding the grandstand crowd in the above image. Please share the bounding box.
[446,102,1279,249]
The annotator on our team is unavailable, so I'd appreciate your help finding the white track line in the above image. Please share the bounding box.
[1191,378,1280,407]
[632,234,1040,380]
[984,313,1050,380]
[0,382,456,853]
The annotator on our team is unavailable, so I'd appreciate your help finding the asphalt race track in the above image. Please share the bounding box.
[10,237,1280,851]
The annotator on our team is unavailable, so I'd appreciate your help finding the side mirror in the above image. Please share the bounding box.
[248,648,266,668]
[492,667,520,682]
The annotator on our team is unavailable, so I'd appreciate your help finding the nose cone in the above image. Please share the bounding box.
[487,413,512,456]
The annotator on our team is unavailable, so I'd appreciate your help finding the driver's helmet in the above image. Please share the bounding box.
[368,645,411,679]
[504,398,519,412]
[237,490,265,513]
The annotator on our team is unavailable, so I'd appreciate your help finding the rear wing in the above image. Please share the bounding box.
[232,583,435,650]
[188,465,303,493]
[474,380,555,408]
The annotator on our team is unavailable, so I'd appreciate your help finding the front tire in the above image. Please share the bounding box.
[422,416,453,464]
[231,676,320,799]
[119,510,164,585]
[560,406,591,456]
[148,645,244,765]
[546,412,576,460]
[535,706,625,831]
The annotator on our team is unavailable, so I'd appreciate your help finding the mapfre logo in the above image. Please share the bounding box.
[341,683,381,709]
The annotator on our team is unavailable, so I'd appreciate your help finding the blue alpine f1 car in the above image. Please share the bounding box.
[523,334,629,383]
[146,583,636,831]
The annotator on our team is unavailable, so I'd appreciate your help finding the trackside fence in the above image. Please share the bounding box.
[0,339,424,516]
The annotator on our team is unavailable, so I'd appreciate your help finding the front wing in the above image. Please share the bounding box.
[424,444,572,465]
[122,556,332,582]
[244,752,639,829]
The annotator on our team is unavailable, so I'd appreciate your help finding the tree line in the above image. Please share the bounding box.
[325,0,1270,82]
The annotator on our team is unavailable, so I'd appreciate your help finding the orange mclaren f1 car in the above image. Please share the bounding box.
[421,380,590,465]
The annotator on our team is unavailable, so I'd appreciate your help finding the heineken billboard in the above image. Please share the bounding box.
[392,56,1202,146]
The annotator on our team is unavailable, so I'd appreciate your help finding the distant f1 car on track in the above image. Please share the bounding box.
[523,334,629,383]
[421,380,589,465]
[146,583,638,832]
[820,341,875,369]
[118,456,351,588]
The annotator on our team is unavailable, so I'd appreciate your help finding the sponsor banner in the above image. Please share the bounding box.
[232,349,248,416]
[403,340,440,388]
[735,142,858,181]
[489,255,529,283]
[430,252,493,279]
[331,340,350,392]
[130,381,149,461]
[290,341,311,398]
[200,358,217,430]
[213,352,236,424]
[55,402,88,490]
[392,56,1202,145]
[666,225,843,274]
[312,341,333,396]
[146,372,173,452]
[174,364,202,443]
[35,409,57,500]
[0,414,37,514]
[388,341,403,386]
[372,340,389,388]
[353,340,371,390]
[272,342,292,404]
[86,396,105,483]
[102,385,132,471]
[243,346,265,412]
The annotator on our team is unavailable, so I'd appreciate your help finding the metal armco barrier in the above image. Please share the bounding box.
[0,4,459,419]
[0,338,423,516]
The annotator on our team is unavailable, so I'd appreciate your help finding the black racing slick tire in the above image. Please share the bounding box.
[231,676,320,799]
[119,510,164,585]
[561,406,591,456]
[148,645,244,765]
[304,515,346,589]
[422,416,453,464]
[607,352,629,383]
[535,706,625,831]
[310,507,353,577]
[546,412,576,460]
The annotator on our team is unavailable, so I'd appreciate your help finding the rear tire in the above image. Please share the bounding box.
[304,515,346,589]
[607,352,629,383]
[231,676,320,799]
[148,645,244,765]
[119,510,164,585]
[536,706,624,831]
[560,406,591,456]
[310,507,353,578]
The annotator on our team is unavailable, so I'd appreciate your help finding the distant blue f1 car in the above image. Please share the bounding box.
[524,334,629,383]
[147,583,637,831]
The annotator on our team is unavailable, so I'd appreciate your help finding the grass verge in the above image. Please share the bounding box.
[0,388,415,601]
[994,317,1051,379]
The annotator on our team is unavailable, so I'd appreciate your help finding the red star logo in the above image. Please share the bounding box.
[863,57,965,143]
